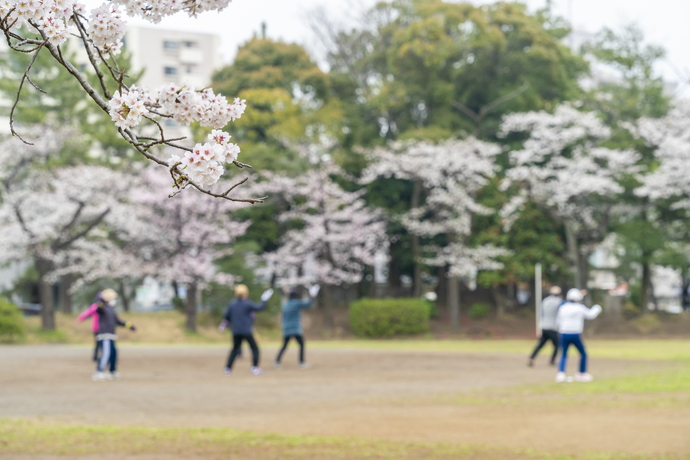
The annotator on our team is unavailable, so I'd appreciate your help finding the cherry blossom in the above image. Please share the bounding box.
[362,138,509,278]
[0,0,256,200]
[630,102,690,209]
[499,104,641,288]
[256,155,387,289]
[362,138,510,330]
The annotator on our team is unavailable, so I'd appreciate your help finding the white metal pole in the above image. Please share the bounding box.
[535,263,542,338]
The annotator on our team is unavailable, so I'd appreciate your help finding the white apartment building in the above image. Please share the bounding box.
[124,26,223,90]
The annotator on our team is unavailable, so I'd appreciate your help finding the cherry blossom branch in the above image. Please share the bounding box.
[54,207,111,251]
[9,43,45,144]
[71,13,111,99]
[1,1,260,202]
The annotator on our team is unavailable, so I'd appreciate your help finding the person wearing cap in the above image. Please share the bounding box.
[219,284,273,376]
[274,285,320,369]
[555,288,602,383]
[528,285,563,367]
[87,289,136,381]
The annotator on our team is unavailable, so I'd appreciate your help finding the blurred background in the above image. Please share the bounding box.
[1,0,690,344]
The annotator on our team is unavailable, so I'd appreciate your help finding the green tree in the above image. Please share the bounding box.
[582,24,673,310]
[321,0,586,303]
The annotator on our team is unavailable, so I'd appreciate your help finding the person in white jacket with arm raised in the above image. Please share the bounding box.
[555,288,602,383]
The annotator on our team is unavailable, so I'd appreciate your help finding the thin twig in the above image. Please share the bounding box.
[71,13,111,99]
[10,44,45,144]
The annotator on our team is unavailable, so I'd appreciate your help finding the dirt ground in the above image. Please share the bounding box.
[1,344,689,457]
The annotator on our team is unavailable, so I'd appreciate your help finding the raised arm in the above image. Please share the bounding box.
[76,304,99,322]
[583,304,602,320]
[249,289,274,312]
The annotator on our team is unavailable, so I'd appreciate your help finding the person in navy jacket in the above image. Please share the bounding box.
[219,284,273,376]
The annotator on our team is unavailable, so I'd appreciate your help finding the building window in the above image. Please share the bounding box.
[164,66,178,76]
[182,40,197,48]
[184,64,195,74]
[163,40,178,51]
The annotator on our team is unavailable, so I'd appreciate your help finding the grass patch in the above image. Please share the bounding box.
[0,418,676,460]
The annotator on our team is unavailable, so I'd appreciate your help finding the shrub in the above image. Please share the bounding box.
[349,297,430,338]
[0,298,25,343]
[469,302,491,319]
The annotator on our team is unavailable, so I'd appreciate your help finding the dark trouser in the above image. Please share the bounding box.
[276,334,305,364]
[97,339,117,373]
[559,333,587,373]
[227,334,259,369]
[529,329,559,364]
[93,333,101,362]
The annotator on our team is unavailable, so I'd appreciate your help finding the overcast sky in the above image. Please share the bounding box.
[127,0,690,93]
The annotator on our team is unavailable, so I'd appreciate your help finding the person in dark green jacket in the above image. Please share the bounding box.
[275,284,320,368]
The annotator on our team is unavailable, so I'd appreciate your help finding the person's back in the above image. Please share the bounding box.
[282,298,311,336]
[221,285,272,375]
[97,304,124,336]
[225,298,265,335]
[540,295,562,331]
[557,301,602,334]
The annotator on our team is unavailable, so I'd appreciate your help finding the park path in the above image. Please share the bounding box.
[0,344,688,456]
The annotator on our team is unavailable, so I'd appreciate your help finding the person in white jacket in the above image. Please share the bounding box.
[555,288,602,383]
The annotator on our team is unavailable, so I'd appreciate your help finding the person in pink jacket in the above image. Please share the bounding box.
[77,294,103,362]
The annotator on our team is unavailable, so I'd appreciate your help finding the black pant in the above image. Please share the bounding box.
[226,334,259,369]
[529,329,559,364]
[93,333,101,362]
[276,334,305,364]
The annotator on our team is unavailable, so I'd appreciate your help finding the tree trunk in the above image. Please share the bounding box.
[59,273,72,314]
[435,265,447,307]
[564,223,582,289]
[322,284,334,334]
[640,259,653,312]
[118,278,130,312]
[388,239,402,292]
[411,180,422,297]
[36,258,56,330]
[448,274,460,332]
[185,282,198,332]
[577,250,590,293]
[491,286,509,318]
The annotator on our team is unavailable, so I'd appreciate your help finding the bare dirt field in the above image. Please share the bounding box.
[1,344,689,458]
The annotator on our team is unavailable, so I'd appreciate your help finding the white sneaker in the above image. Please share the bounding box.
[273,362,281,369]
[575,372,593,382]
[224,368,232,376]
[250,366,263,376]
[92,372,109,381]
[299,362,311,369]
[555,372,567,383]
[110,372,121,380]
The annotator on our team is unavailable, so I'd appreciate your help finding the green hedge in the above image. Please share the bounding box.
[349,297,430,338]
[469,302,491,319]
[0,298,25,343]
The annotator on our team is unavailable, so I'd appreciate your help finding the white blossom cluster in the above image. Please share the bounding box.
[168,130,241,186]
[363,138,508,277]
[0,0,84,45]
[108,86,151,128]
[254,154,388,287]
[107,82,246,188]
[157,83,246,128]
[500,104,640,233]
[87,3,126,57]
[109,83,245,131]
[113,0,233,24]
[631,102,690,209]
